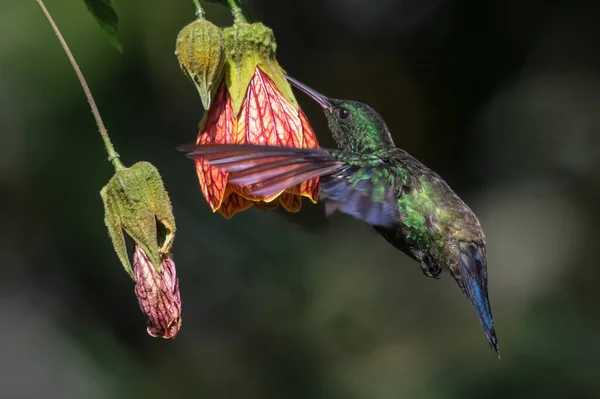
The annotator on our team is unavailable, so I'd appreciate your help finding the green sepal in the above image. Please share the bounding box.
[101,162,176,278]
[222,22,298,115]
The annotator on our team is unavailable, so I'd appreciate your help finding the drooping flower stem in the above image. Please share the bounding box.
[226,0,247,24]
[192,0,205,19]
[34,0,124,171]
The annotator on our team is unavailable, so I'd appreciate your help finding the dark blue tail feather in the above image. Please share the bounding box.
[459,243,500,358]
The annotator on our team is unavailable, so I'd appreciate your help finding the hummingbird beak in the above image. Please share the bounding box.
[285,75,333,111]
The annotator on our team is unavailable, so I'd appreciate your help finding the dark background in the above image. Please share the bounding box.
[3,0,600,398]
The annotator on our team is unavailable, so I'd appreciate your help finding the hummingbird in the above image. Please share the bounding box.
[179,76,499,357]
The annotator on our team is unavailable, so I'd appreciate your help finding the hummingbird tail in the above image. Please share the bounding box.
[459,242,500,358]
[178,143,344,198]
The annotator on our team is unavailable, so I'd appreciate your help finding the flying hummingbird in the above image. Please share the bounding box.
[179,76,499,357]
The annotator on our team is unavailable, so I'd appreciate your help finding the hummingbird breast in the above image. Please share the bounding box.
[397,167,485,263]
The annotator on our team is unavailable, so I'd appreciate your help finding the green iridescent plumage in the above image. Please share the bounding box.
[179,76,500,358]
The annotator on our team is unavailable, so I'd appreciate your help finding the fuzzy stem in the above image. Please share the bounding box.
[35,0,125,171]
[192,0,205,19]
[227,0,247,24]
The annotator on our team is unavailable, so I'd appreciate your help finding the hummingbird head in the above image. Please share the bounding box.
[446,240,499,357]
[286,75,395,153]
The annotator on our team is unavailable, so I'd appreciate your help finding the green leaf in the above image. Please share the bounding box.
[83,0,123,52]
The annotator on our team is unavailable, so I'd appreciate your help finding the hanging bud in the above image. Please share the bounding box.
[101,162,176,275]
[133,245,182,339]
[101,162,181,338]
[175,18,226,110]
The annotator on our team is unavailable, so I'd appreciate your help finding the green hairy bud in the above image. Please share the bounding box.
[175,18,226,110]
[100,161,176,278]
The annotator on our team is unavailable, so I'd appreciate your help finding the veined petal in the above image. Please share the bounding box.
[254,199,284,212]
[299,108,319,149]
[218,188,254,219]
[235,67,306,203]
[194,68,322,218]
[239,67,302,147]
[298,108,320,203]
[195,83,237,211]
[278,192,302,212]
[133,245,182,339]
[283,108,320,203]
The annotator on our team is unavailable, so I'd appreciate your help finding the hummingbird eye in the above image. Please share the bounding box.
[338,107,350,119]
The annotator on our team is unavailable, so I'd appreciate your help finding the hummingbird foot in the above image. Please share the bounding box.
[420,257,442,279]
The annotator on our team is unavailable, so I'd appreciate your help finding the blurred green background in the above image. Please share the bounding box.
[3,0,600,398]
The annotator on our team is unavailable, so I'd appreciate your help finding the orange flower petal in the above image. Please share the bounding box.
[195,83,236,211]
[294,108,320,203]
[219,190,254,219]
[279,192,302,213]
[299,108,319,149]
[195,158,227,212]
[194,68,322,218]
[239,67,303,147]
[234,68,303,202]
[235,68,320,205]
[253,199,282,212]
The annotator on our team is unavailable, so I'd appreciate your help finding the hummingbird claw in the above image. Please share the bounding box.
[420,259,442,279]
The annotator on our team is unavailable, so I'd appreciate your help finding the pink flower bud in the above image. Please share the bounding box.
[133,245,182,339]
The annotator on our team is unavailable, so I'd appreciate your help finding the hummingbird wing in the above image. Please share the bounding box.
[179,143,400,228]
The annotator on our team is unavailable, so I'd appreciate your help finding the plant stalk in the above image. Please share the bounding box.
[192,0,205,19]
[227,0,247,24]
[35,0,125,171]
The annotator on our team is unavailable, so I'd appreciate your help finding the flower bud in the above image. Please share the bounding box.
[133,245,181,339]
[101,162,181,337]
[176,18,226,110]
[100,162,176,277]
